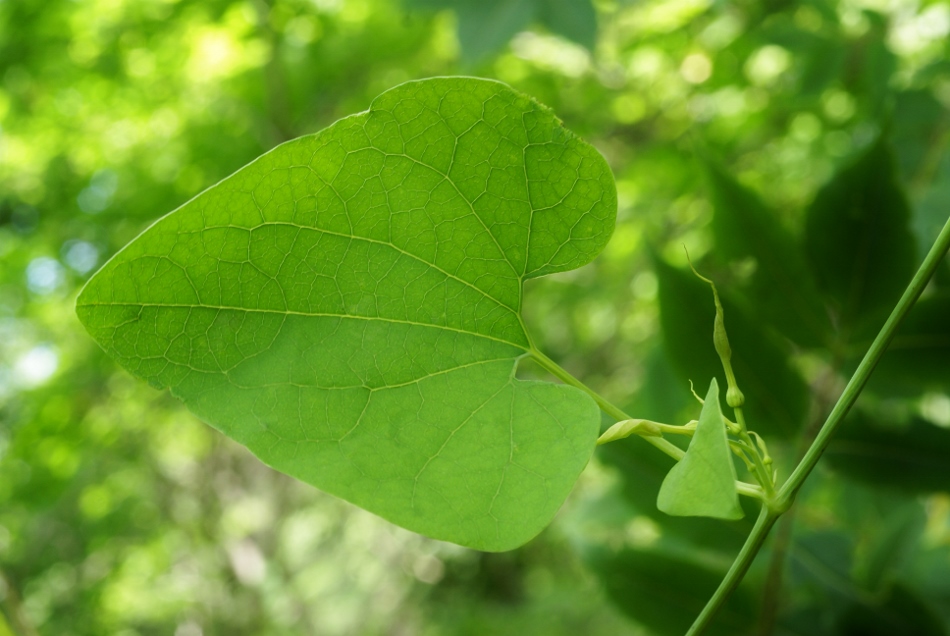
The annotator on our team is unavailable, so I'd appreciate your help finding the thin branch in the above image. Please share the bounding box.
[687,506,780,636]
[689,212,950,635]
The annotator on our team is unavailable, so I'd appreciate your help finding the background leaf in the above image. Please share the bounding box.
[835,584,946,636]
[706,161,831,347]
[862,293,950,397]
[77,77,617,551]
[590,547,758,636]
[804,139,917,342]
[824,409,950,494]
[404,0,597,63]
[536,0,597,51]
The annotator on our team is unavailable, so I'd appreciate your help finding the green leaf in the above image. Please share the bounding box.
[706,162,831,347]
[804,139,916,340]
[591,547,758,636]
[405,0,597,63]
[456,0,534,64]
[859,500,925,593]
[537,0,597,51]
[657,378,743,520]
[825,410,950,494]
[862,293,950,397]
[655,256,808,438]
[836,584,947,636]
[76,77,617,551]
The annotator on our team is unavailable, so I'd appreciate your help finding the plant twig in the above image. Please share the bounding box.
[756,505,796,636]
[688,212,950,634]
[687,506,780,636]
[530,348,687,462]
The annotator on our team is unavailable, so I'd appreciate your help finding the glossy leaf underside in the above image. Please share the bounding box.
[76,78,616,551]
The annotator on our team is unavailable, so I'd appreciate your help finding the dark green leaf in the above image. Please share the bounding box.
[858,500,925,592]
[804,139,916,341]
[863,293,950,397]
[405,0,597,63]
[654,257,808,438]
[836,584,946,636]
[786,531,857,610]
[706,161,831,347]
[825,410,950,494]
[591,547,758,636]
[537,0,597,50]
[77,78,617,551]
[456,0,534,63]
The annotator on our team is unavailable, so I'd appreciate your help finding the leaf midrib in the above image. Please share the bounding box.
[77,301,529,349]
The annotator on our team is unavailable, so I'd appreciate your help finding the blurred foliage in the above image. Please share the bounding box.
[2,0,950,634]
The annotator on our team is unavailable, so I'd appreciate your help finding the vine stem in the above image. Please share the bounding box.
[530,348,765,500]
[687,506,780,636]
[529,348,687,461]
[689,212,950,635]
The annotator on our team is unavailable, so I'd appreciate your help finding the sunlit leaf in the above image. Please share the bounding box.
[657,378,743,520]
[76,77,617,551]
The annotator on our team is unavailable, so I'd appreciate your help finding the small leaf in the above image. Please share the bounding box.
[706,161,831,347]
[825,410,950,494]
[804,139,916,340]
[655,256,808,438]
[597,347,753,550]
[77,78,617,551]
[658,378,743,520]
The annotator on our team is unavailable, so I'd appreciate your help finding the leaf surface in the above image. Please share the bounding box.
[657,378,743,520]
[825,410,950,494]
[591,546,758,636]
[861,293,950,397]
[76,77,616,551]
[406,0,597,62]
[706,162,831,347]
[804,139,916,340]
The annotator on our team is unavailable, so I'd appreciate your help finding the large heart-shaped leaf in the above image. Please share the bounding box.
[76,78,616,551]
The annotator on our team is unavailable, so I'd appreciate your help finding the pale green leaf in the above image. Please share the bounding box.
[76,77,616,551]
[657,378,743,520]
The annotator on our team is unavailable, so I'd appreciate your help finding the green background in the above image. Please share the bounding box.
[3,0,950,633]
